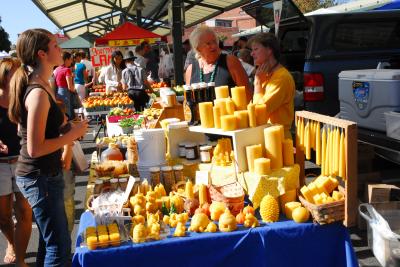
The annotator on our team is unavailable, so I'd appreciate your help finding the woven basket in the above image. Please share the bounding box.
[299,186,345,224]
[208,182,244,216]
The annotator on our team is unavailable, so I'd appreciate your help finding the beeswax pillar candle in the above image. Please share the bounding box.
[316,122,321,165]
[225,98,236,115]
[246,144,263,172]
[214,99,227,116]
[221,115,237,131]
[325,128,331,176]
[282,139,294,166]
[247,103,257,128]
[199,102,214,128]
[300,118,304,148]
[310,121,315,150]
[231,86,247,110]
[339,130,346,179]
[305,122,311,160]
[255,104,268,126]
[185,180,195,199]
[254,158,271,175]
[199,184,208,206]
[334,128,340,176]
[234,110,249,129]
[213,106,221,129]
[321,127,326,175]
[215,86,229,99]
[264,125,283,169]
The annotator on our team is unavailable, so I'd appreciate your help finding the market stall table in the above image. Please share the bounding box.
[73,211,358,267]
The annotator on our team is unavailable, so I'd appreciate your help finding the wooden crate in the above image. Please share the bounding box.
[295,111,358,227]
[151,101,185,128]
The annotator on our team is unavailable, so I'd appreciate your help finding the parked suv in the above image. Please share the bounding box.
[243,0,400,116]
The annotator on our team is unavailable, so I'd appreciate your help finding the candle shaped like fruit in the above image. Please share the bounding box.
[215,85,229,99]
[321,127,326,175]
[315,122,321,165]
[199,102,214,128]
[234,110,249,129]
[264,125,283,170]
[225,98,236,115]
[221,115,237,131]
[339,130,346,179]
[254,158,271,175]
[213,106,221,129]
[247,103,256,127]
[246,144,263,173]
[255,104,268,126]
[231,86,247,110]
[282,139,294,166]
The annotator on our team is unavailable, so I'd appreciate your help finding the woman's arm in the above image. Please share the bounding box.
[185,64,193,85]
[226,55,252,102]
[66,73,74,92]
[62,143,73,170]
[25,88,87,158]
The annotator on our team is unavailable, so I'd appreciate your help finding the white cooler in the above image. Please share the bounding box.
[339,69,400,131]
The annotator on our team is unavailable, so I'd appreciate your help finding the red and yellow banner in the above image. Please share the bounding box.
[108,38,161,47]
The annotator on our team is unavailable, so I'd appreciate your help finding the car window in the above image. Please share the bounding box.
[281,30,308,52]
[333,21,400,50]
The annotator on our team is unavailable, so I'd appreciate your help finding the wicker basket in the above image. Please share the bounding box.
[299,186,345,225]
[208,182,244,216]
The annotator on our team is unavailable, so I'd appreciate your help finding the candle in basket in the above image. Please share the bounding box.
[246,144,263,173]
[221,115,237,131]
[282,139,294,166]
[234,110,249,129]
[264,125,283,170]
[231,86,247,110]
[254,158,271,175]
[225,98,235,115]
[215,85,229,99]
[199,102,214,128]
[214,99,227,116]
[247,103,256,127]
[255,104,268,126]
[213,106,221,129]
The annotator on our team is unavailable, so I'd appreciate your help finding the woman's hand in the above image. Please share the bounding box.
[0,140,8,154]
[70,120,89,140]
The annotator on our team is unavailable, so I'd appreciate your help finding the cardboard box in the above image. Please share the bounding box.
[365,184,400,203]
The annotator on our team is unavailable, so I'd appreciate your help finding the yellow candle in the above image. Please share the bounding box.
[282,138,294,166]
[225,98,235,115]
[334,128,340,176]
[247,103,256,128]
[300,118,304,149]
[296,117,301,149]
[231,86,247,110]
[316,122,321,165]
[185,180,194,199]
[234,110,249,129]
[221,115,237,131]
[264,125,283,169]
[310,121,315,150]
[214,99,227,116]
[305,122,311,160]
[199,102,214,128]
[321,127,326,175]
[215,86,229,99]
[246,144,263,172]
[253,92,263,104]
[213,106,221,129]
[254,158,271,175]
[325,128,330,176]
[339,130,346,179]
[255,104,268,126]
[199,184,208,205]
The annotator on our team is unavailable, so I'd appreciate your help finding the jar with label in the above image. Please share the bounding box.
[161,166,174,193]
[119,178,128,191]
[207,82,216,101]
[110,178,119,192]
[149,167,161,187]
[199,82,207,102]
[185,142,198,160]
[192,83,201,103]
[200,145,213,163]
[94,179,104,195]
[172,165,184,183]
[184,85,193,103]
[178,142,187,158]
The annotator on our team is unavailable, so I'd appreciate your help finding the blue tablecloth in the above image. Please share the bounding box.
[73,211,358,267]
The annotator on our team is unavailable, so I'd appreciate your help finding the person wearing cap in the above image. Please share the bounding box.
[121,52,150,112]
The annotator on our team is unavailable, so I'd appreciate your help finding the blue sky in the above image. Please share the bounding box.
[1,0,58,44]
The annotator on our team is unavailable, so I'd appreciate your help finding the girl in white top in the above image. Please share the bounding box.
[105,50,125,94]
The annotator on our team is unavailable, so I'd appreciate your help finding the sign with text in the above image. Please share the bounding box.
[90,47,116,67]
[108,38,160,47]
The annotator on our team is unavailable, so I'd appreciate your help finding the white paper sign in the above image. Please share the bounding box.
[195,170,210,185]
[90,47,116,67]
[273,0,283,36]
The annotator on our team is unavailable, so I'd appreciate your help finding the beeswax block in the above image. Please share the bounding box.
[332,190,344,201]
[264,125,283,170]
[300,186,314,203]
[246,144,263,173]
[313,194,324,205]
[199,102,214,128]
[215,86,229,99]
[255,104,268,126]
[279,189,297,212]
[231,86,247,110]
[307,183,319,197]
[247,103,256,127]
[225,98,235,115]
[254,158,271,175]
[221,115,237,131]
[234,110,249,129]
[282,139,294,166]
[213,106,221,129]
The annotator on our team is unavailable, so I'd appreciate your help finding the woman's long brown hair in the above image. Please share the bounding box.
[8,28,52,124]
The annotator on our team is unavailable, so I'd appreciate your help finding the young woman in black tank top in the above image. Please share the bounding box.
[8,29,88,267]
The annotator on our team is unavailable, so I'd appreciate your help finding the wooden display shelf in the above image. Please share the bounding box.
[151,101,185,128]
[295,110,357,227]
[189,124,271,172]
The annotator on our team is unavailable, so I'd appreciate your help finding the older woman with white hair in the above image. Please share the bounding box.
[185,25,251,102]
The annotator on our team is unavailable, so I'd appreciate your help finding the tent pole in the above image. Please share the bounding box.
[172,0,184,85]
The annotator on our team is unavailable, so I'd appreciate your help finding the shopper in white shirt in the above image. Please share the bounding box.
[104,50,125,94]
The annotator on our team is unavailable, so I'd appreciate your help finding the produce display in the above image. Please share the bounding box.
[92,84,106,93]
[142,108,162,121]
[83,92,133,112]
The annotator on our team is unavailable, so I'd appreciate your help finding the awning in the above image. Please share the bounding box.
[60,33,96,49]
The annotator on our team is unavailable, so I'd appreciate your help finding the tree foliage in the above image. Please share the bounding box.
[0,17,11,52]
[293,0,337,13]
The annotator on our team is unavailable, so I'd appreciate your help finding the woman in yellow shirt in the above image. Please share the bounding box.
[250,33,295,139]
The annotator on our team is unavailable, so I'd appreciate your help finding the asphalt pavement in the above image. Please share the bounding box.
[0,122,385,267]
